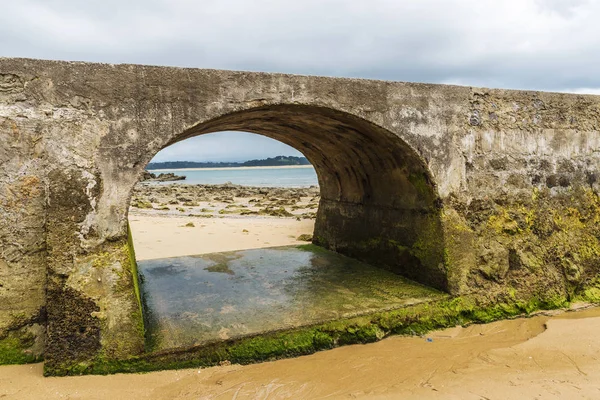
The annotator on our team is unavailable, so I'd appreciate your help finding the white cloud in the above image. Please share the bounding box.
[559,88,600,95]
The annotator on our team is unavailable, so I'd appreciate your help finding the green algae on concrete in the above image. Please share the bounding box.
[0,307,45,366]
[138,245,446,352]
[64,289,572,376]
[127,223,145,338]
[444,186,600,302]
[42,231,147,376]
[43,240,588,375]
[0,330,42,365]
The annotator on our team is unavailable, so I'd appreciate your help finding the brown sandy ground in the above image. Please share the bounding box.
[1,306,599,399]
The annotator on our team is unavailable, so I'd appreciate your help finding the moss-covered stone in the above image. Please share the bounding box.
[40,285,581,376]
[297,233,313,241]
[43,224,146,376]
[442,185,600,302]
[0,334,41,365]
[0,311,45,366]
[258,206,293,217]
[442,208,477,295]
[37,184,600,376]
[127,223,145,343]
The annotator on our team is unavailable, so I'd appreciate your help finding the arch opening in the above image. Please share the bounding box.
[128,105,447,292]
[129,131,320,260]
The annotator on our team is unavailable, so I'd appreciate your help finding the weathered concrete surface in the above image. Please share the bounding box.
[1,58,600,374]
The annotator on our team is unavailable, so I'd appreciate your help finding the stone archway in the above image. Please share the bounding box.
[5,59,598,375]
[34,68,453,374]
[45,101,446,375]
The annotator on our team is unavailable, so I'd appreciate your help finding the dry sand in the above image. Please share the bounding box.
[2,184,599,399]
[129,214,315,260]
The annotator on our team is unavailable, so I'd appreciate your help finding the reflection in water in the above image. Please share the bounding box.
[138,245,446,351]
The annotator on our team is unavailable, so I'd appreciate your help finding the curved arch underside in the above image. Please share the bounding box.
[168,105,447,291]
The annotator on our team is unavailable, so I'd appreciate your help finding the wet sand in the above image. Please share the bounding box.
[2,307,600,399]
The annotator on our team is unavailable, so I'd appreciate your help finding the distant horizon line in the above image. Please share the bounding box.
[147,155,311,170]
[148,155,308,163]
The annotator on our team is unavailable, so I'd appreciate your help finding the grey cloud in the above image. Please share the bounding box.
[2,0,599,161]
[2,0,599,93]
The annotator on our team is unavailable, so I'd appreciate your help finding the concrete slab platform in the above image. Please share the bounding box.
[138,245,446,352]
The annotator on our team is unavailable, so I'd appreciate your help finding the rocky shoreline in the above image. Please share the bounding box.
[130,182,320,220]
[142,171,186,182]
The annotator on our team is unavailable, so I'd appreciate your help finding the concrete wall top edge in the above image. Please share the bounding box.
[2,57,599,100]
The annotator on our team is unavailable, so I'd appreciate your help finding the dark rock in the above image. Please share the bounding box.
[155,173,186,182]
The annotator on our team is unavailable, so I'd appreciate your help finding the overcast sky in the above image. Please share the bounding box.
[2,0,599,161]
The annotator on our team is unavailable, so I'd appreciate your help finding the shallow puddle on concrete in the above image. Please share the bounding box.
[138,245,446,351]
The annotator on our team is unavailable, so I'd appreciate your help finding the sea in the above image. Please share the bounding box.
[147,165,318,188]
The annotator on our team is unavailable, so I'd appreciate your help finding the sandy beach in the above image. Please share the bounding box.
[128,182,318,259]
[2,307,600,399]
[129,215,314,260]
[2,183,600,399]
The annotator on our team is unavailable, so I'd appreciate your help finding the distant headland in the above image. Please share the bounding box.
[146,156,310,170]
